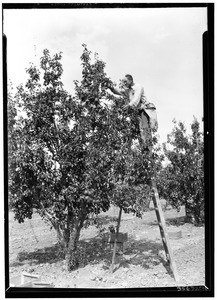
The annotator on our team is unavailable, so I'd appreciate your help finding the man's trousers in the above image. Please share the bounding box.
[138,111,152,150]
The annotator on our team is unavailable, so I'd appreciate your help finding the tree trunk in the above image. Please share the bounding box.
[63,227,70,248]
[43,208,87,270]
[54,224,67,248]
[185,201,195,223]
[53,211,75,250]
[65,227,82,271]
[42,210,68,248]
[65,213,86,271]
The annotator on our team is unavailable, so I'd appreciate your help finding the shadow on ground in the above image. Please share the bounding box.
[11,233,172,277]
[79,235,173,276]
[149,216,186,227]
[166,216,186,226]
[11,243,65,267]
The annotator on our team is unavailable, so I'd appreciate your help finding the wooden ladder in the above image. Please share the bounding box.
[151,176,179,283]
[110,179,179,283]
[110,131,179,281]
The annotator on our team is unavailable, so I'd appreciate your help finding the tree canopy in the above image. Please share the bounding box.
[157,118,204,224]
[8,45,157,269]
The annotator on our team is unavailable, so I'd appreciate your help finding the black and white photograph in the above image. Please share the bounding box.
[3,3,214,297]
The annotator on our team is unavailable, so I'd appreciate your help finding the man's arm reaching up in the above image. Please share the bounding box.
[107,82,126,96]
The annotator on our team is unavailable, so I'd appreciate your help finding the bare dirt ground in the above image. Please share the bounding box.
[8,205,205,288]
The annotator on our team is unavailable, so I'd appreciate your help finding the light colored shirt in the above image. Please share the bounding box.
[111,82,158,130]
[127,83,147,108]
[113,83,147,108]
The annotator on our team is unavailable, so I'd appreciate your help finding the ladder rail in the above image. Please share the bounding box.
[151,176,179,282]
[110,207,123,273]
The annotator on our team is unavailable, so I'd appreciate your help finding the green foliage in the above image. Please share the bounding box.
[158,119,204,224]
[8,45,161,270]
[112,184,151,217]
[9,47,115,229]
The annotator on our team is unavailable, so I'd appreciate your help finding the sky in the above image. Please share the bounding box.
[3,7,207,144]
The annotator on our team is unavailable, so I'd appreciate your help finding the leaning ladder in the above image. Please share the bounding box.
[151,174,179,283]
[110,174,179,282]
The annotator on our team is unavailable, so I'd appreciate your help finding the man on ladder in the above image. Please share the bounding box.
[107,74,158,152]
[108,75,179,282]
